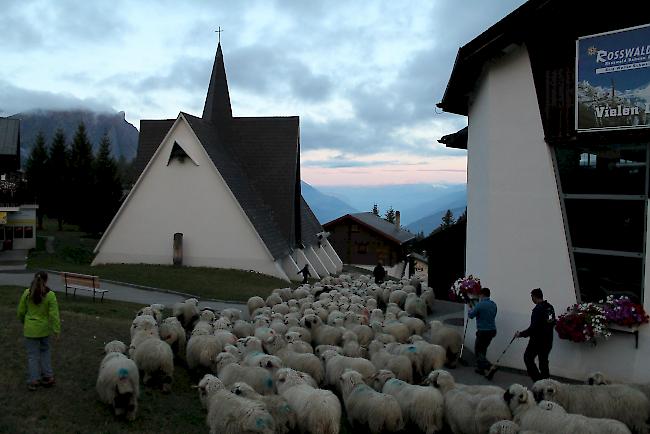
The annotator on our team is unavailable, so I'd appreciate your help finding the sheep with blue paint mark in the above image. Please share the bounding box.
[213,352,275,395]
[199,374,275,434]
[96,340,140,421]
[231,382,297,434]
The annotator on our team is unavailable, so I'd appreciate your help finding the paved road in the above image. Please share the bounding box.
[0,271,248,318]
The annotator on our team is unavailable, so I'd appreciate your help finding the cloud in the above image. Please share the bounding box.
[0,81,115,116]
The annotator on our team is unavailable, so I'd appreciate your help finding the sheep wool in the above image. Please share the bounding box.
[339,370,404,434]
[532,379,648,434]
[202,376,275,434]
[381,377,443,434]
[275,368,341,434]
[230,382,297,434]
[96,341,139,421]
[130,333,174,393]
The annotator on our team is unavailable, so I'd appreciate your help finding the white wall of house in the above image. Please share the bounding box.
[462,44,650,382]
[93,115,289,281]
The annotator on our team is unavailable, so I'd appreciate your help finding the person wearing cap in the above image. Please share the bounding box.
[515,287,556,382]
[467,287,497,376]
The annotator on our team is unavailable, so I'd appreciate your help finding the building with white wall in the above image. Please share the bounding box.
[93,43,342,281]
[438,0,650,382]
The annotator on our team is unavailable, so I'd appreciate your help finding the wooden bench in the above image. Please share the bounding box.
[62,272,107,302]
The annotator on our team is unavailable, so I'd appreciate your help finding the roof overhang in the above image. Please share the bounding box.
[437,0,553,116]
[438,127,468,150]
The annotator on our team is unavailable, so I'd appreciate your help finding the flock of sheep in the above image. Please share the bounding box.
[95,273,650,434]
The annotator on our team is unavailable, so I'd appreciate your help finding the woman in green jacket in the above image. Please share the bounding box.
[17,271,60,391]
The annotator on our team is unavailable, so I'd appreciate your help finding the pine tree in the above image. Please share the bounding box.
[24,132,49,229]
[45,129,69,231]
[440,209,455,229]
[89,134,123,234]
[68,123,95,230]
[372,203,380,216]
[385,206,396,223]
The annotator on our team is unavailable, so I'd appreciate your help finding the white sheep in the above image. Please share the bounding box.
[264,335,324,385]
[230,382,297,434]
[159,317,186,360]
[130,314,158,339]
[427,370,510,434]
[587,371,650,402]
[381,375,444,434]
[285,331,314,353]
[232,319,254,339]
[342,330,363,358]
[427,320,463,367]
[186,334,223,372]
[130,331,174,393]
[321,349,376,391]
[339,369,404,433]
[382,319,411,343]
[275,368,341,434]
[200,375,275,434]
[406,338,446,377]
[221,308,242,322]
[398,312,426,336]
[505,383,630,434]
[172,298,200,330]
[301,313,343,346]
[247,296,265,317]
[532,378,648,434]
[368,341,413,383]
[213,352,275,395]
[388,289,407,307]
[404,292,427,319]
[96,340,139,421]
[421,288,435,314]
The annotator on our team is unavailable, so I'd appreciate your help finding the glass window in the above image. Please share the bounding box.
[24,226,33,239]
[574,253,644,303]
[0,227,4,240]
[555,143,646,195]
[14,226,22,239]
[565,199,646,252]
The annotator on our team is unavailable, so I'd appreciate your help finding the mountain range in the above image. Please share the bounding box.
[9,109,139,163]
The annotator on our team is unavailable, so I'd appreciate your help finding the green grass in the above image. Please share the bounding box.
[0,286,356,434]
[0,285,205,434]
[28,219,288,301]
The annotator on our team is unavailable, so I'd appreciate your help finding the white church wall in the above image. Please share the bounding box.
[292,249,320,280]
[322,238,343,273]
[93,116,289,281]
[280,254,302,282]
[316,244,337,275]
[306,245,329,277]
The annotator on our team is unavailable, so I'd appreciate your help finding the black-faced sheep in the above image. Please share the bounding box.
[532,378,648,434]
[96,340,139,421]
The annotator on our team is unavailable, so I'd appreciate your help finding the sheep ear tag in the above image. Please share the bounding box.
[118,368,129,380]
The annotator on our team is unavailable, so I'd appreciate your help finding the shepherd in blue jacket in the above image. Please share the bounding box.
[468,287,497,375]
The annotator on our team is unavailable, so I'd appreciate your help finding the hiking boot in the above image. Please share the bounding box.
[27,381,39,391]
[41,377,55,387]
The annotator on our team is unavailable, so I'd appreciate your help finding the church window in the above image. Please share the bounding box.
[13,226,22,239]
[24,226,33,239]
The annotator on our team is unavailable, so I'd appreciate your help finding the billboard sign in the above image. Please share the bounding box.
[576,23,650,131]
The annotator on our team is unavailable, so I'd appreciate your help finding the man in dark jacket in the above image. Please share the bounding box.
[516,288,556,382]
[468,287,497,375]
[373,262,386,284]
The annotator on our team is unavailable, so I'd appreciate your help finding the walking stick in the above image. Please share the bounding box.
[484,334,517,380]
[457,310,470,366]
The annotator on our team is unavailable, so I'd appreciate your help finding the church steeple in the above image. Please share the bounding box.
[202,42,233,125]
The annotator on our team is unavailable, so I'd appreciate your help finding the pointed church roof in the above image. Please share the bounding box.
[136,43,323,261]
[202,43,232,127]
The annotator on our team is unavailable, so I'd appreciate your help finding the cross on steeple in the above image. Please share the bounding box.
[215,27,223,44]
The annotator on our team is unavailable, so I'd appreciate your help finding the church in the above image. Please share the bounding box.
[92,42,342,282]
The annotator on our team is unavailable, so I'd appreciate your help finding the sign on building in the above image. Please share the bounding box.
[576,24,650,131]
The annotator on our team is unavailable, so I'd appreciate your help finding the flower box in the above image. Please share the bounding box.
[607,323,640,349]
